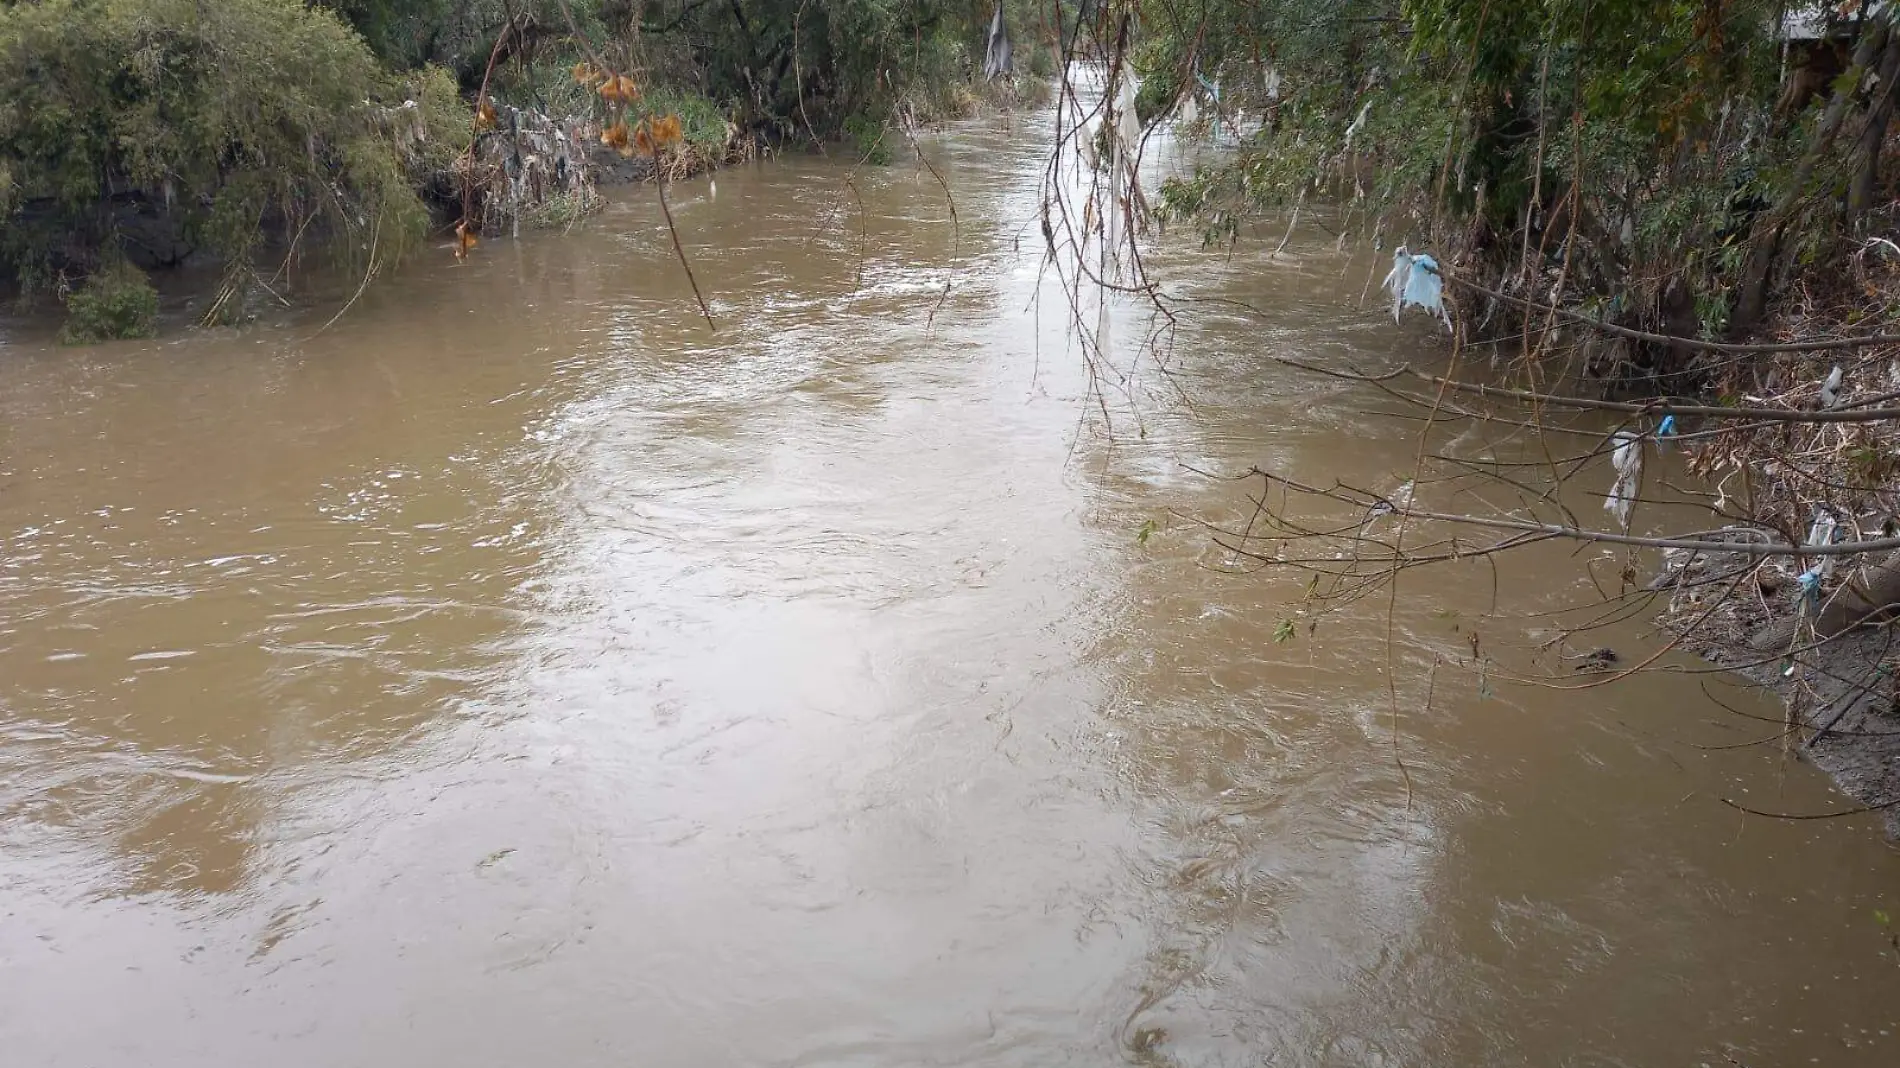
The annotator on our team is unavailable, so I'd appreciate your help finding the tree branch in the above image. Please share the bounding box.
[1444,271,1900,354]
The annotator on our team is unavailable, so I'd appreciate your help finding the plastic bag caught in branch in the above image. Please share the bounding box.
[982,2,1012,81]
[1381,247,1450,328]
[1113,72,1142,162]
[1604,431,1642,529]
[1799,508,1840,599]
[1820,365,1845,409]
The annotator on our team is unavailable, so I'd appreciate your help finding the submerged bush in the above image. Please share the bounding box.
[640,88,740,162]
[57,260,159,345]
[842,114,893,165]
[0,0,465,300]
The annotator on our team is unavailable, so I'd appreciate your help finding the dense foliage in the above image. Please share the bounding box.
[310,0,1051,136]
[0,0,1046,338]
[0,0,466,320]
[1141,0,1900,367]
[55,257,157,343]
[627,0,1037,138]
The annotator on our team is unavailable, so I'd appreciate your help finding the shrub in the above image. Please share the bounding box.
[842,114,892,165]
[640,88,739,163]
[0,0,463,300]
[58,260,159,345]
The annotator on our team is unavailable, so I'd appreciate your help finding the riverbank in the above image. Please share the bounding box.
[0,0,1057,341]
[1646,285,1900,832]
[1423,263,1900,834]
[1107,2,1900,833]
[1655,534,1900,833]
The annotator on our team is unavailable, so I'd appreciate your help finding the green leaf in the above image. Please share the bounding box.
[1136,519,1158,546]
[1273,619,1296,643]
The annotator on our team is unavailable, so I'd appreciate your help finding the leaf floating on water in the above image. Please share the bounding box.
[1136,519,1157,546]
[1273,619,1296,643]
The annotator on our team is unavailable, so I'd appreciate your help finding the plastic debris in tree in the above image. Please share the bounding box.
[1197,70,1223,107]
[1381,247,1450,328]
[1076,114,1101,171]
[1797,508,1841,604]
[1654,413,1677,452]
[1604,431,1642,529]
[1807,509,1840,557]
[1092,68,1145,358]
[1113,71,1142,159]
[982,2,1012,82]
[1820,365,1845,408]
[1343,102,1371,152]
[1192,70,1230,140]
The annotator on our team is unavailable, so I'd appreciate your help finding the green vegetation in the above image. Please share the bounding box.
[56,258,157,344]
[1111,2,1900,734]
[0,0,465,336]
[1142,0,1900,368]
[1,0,1054,340]
[843,114,895,164]
[618,0,1045,140]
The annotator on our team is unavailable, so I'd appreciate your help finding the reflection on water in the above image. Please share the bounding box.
[2,109,1898,1067]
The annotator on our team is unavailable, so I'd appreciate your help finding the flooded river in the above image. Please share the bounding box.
[3,111,1899,1066]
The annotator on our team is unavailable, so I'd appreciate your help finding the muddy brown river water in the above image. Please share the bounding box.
[3,110,1899,1067]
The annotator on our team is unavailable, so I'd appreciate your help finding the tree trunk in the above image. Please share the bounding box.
[1735,13,1891,331]
[1849,26,1900,223]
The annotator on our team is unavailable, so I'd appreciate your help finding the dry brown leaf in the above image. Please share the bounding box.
[453,220,478,259]
[651,113,683,148]
[599,73,640,103]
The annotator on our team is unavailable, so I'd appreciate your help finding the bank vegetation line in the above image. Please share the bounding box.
[0,0,1056,339]
[1040,1,1900,828]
